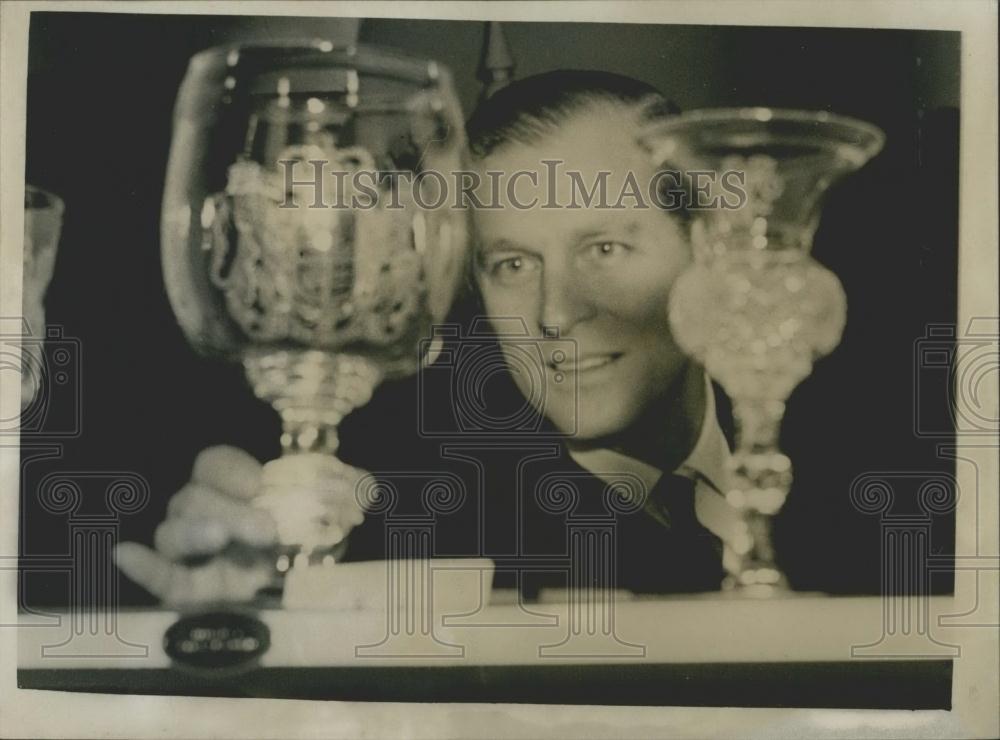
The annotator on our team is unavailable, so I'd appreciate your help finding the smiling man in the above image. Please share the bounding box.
[468,74,700,455]
[115,70,745,604]
[460,70,745,592]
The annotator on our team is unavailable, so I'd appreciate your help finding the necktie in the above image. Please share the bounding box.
[621,472,724,593]
[645,472,699,532]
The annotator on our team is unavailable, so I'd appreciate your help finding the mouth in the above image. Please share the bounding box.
[548,352,624,374]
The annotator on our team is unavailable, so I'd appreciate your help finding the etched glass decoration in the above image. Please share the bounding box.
[161,42,468,581]
[647,108,884,594]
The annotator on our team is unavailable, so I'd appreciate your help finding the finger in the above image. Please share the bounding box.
[257,455,368,539]
[115,542,275,605]
[167,483,277,548]
[192,445,262,501]
[252,490,365,545]
[312,487,365,527]
[185,558,277,604]
[331,496,366,527]
[114,542,192,603]
[154,517,228,560]
[337,501,365,528]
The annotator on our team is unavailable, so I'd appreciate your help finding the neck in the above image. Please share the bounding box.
[566,360,706,472]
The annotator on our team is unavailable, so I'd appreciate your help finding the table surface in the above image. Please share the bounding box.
[18,593,961,667]
[17,594,960,708]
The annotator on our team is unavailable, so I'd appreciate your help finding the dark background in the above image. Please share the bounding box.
[20,13,959,606]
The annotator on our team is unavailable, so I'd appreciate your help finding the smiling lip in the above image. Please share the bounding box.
[548,353,623,373]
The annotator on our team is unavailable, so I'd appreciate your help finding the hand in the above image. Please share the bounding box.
[114,446,280,605]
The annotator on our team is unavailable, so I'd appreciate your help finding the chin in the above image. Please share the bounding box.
[571,415,640,442]
[538,391,643,441]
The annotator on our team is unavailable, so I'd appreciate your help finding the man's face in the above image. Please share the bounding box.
[472,103,693,440]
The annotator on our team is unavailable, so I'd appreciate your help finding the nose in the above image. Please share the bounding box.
[537,264,596,337]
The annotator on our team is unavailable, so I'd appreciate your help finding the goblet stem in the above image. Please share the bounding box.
[242,348,382,575]
[733,397,784,449]
[724,397,793,594]
[244,349,383,454]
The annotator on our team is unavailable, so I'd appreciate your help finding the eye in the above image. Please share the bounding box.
[583,241,632,263]
[483,253,541,285]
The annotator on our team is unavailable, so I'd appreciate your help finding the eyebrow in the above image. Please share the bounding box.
[476,239,541,258]
[475,221,643,259]
[569,221,641,242]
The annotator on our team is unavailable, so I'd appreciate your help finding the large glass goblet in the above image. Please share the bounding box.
[647,108,884,595]
[161,42,468,584]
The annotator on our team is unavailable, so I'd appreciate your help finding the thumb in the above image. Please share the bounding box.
[114,541,180,602]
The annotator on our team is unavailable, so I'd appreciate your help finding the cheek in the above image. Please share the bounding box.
[608,240,692,329]
[595,270,675,334]
[477,280,539,331]
[598,276,690,381]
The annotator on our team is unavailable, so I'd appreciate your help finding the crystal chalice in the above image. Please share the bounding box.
[646,108,885,594]
[161,42,468,590]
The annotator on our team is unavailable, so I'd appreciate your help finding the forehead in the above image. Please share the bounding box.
[474,198,658,246]
[477,101,653,177]
[471,102,668,245]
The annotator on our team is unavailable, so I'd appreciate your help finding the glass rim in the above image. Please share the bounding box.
[652,106,886,161]
[24,184,65,214]
[189,39,448,83]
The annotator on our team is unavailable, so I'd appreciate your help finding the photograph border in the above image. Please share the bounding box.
[1,2,996,738]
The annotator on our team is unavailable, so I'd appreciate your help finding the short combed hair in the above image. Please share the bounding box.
[466,69,679,158]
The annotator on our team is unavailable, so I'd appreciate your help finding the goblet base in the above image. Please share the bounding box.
[252,452,367,571]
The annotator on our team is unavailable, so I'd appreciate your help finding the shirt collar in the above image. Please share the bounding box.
[675,372,731,493]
